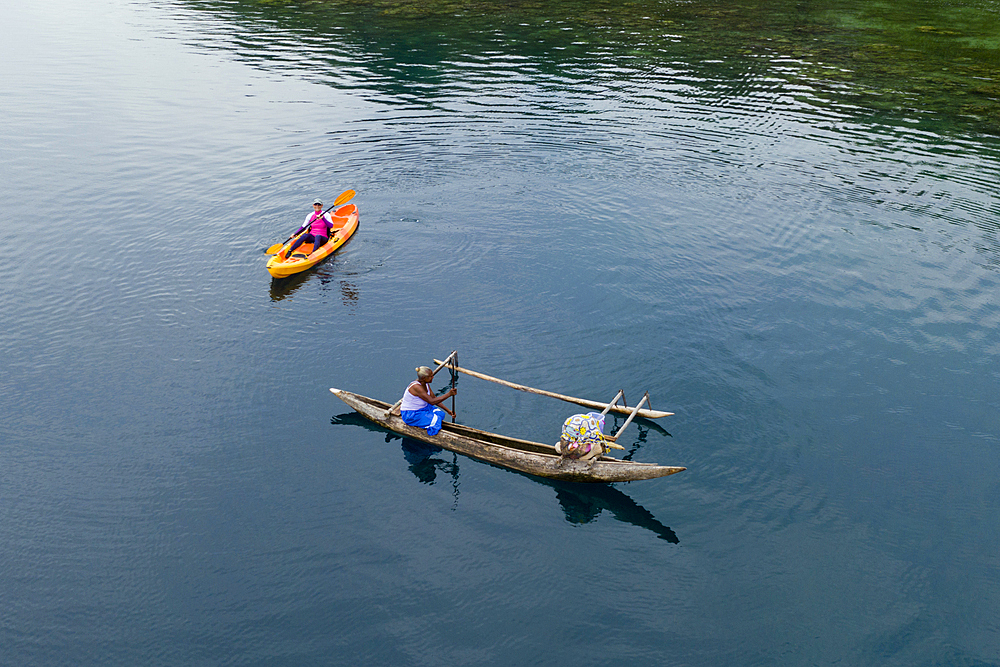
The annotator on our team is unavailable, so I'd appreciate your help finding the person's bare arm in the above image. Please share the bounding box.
[409,383,456,410]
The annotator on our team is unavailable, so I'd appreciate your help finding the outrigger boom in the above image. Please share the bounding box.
[432,359,674,420]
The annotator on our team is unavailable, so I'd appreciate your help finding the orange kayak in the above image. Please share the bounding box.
[266,204,359,279]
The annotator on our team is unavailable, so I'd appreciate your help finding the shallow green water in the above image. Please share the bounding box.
[211,0,1000,132]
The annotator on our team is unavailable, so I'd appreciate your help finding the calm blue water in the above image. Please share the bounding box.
[2,0,999,664]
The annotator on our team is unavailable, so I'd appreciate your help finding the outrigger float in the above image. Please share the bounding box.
[330,352,685,483]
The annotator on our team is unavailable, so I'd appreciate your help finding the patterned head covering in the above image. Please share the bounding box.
[558,412,606,459]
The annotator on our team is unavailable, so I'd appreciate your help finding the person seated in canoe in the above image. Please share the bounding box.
[284,198,334,260]
[556,412,608,461]
[399,366,457,436]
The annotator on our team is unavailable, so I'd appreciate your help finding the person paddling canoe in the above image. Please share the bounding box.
[284,198,334,260]
[399,366,457,436]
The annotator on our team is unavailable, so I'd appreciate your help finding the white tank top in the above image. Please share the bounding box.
[399,381,430,412]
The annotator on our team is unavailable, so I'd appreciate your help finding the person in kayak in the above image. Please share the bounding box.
[284,198,334,260]
[399,366,457,436]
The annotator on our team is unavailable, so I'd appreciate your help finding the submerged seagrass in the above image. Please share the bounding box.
[189,0,1000,133]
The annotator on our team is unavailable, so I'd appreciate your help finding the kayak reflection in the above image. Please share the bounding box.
[270,269,360,304]
[269,270,311,301]
[331,412,679,543]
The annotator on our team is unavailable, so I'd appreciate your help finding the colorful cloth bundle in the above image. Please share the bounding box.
[556,412,607,460]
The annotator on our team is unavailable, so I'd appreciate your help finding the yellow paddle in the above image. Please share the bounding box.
[265,189,356,255]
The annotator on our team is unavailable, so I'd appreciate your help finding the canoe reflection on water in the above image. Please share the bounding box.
[399,438,457,485]
[331,412,679,543]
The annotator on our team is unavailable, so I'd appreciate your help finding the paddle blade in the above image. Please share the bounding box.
[265,242,284,255]
[333,189,356,207]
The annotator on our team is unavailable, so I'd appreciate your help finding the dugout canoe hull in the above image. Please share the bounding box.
[330,388,686,483]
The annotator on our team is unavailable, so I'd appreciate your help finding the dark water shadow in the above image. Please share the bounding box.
[330,411,679,543]
[268,236,359,302]
[543,478,678,543]
[600,413,672,462]
[269,269,311,301]
[399,438,458,487]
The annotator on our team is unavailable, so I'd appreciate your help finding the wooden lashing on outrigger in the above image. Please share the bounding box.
[557,391,650,462]
[555,390,647,462]
[600,391,650,443]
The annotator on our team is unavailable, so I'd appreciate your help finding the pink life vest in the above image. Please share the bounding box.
[308,212,331,237]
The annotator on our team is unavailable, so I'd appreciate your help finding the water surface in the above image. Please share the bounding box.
[2,0,999,665]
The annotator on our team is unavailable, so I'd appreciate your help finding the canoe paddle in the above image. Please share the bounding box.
[265,189,356,255]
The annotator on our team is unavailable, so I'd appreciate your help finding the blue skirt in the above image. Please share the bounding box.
[400,405,447,436]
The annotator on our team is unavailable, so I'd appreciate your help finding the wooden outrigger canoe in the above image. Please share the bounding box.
[329,388,686,483]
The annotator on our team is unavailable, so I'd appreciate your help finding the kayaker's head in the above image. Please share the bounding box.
[415,366,434,382]
[312,199,322,210]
